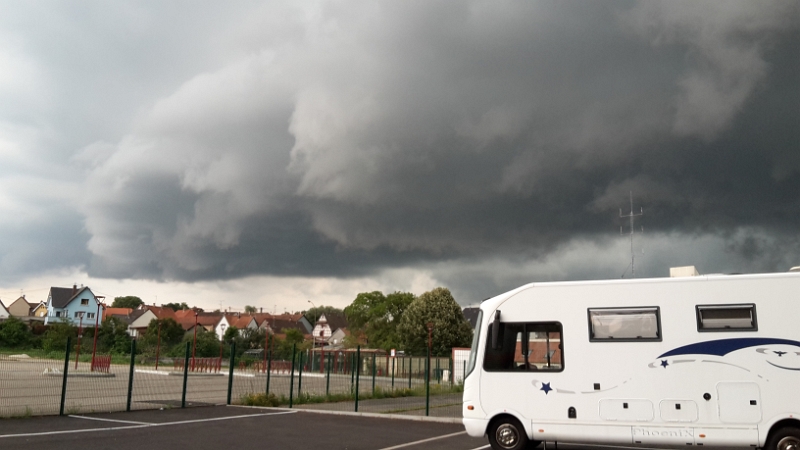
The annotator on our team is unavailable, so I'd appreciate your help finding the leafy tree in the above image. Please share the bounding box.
[244,305,257,314]
[92,316,132,354]
[397,287,472,356]
[344,291,414,351]
[41,322,77,352]
[140,318,185,355]
[223,326,239,344]
[183,329,221,357]
[0,316,31,348]
[163,302,189,311]
[304,305,344,325]
[111,296,144,309]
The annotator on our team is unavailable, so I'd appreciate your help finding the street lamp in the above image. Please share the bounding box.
[191,311,199,371]
[75,312,85,369]
[308,300,317,372]
[91,297,105,371]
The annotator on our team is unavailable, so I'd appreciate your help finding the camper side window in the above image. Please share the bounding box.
[483,322,563,372]
[588,307,661,342]
[696,304,757,332]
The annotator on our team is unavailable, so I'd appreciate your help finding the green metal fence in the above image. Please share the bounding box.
[0,341,464,418]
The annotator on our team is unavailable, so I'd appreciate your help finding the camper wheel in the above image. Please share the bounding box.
[488,416,540,450]
[768,427,800,450]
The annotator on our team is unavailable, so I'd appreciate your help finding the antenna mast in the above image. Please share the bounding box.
[620,191,643,277]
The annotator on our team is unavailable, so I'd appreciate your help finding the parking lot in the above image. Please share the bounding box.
[0,402,659,450]
[0,405,484,450]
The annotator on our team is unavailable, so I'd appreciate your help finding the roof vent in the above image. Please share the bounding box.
[670,266,700,277]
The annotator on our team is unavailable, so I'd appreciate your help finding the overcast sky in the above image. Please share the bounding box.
[1,1,799,312]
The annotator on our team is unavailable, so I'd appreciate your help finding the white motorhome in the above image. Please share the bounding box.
[462,271,800,450]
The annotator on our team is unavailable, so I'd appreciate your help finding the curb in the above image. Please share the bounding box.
[227,404,463,424]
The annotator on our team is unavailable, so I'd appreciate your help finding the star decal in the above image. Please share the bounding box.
[540,382,553,395]
[774,351,787,357]
[660,360,669,368]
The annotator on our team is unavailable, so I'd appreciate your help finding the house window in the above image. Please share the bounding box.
[696,304,757,332]
[483,322,563,372]
[81,299,89,305]
[55,311,62,317]
[87,313,95,319]
[588,307,661,342]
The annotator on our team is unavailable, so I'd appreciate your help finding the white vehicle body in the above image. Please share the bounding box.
[462,272,800,450]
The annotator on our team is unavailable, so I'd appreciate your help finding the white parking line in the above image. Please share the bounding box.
[0,410,297,440]
[467,445,490,450]
[375,430,467,450]
[69,415,151,425]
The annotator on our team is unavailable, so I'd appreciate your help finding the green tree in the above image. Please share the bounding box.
[0,316,31,348]
[223,326,239,344]
[92,316,132,354]
[183,329,221,357]
[163,302,189,311]
[140,318,185,355]
[344,291,414,351]
[111,296,144,309]
[304,305,344,325]
[41,322,77,352]
[397,287,472,356]
[244,305,257,314]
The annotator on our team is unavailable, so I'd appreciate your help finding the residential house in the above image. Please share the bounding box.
[310,313,348,347]
[43,285,102,325]
[7,296,34,317]
[216,314,257,340]
[30,301,48,318]
[126,305,180,337]
[0,299,9,319]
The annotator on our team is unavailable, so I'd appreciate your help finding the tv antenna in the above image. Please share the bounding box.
[620,191,643,278]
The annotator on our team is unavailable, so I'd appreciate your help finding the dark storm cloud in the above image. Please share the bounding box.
[2,1,799,298]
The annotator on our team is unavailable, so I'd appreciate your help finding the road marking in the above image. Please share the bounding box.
[467,445,490,450]
[69,415,151,425]
[0,410,297,440]
[376,431,466,450]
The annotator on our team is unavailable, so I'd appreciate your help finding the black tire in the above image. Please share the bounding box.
[767,427,800,450]
[488,416,531,450]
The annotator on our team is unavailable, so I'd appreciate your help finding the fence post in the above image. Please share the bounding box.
[265,347,271,396]
[289,343,296,408]
[391,357,395,389]
[59,337,72,416]
[408,356,412,389]
[127,339,136,411]
[325,355,331,396]
[371,355,376,395]
[436,358,440,385]
[181,342,190,408]
[297,351,304,399]
[227,342,236,405]
[425,347,430,416]
[355,346,361,412]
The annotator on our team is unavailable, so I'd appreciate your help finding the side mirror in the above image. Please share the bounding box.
[491,310,501,350]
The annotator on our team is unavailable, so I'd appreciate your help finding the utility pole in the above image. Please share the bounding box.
[620,191,643,278]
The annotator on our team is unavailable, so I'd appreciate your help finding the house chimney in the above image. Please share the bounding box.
[260,307,263,313]
[72,284,77,295]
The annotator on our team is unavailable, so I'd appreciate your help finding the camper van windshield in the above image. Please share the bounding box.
[465,310,483,378]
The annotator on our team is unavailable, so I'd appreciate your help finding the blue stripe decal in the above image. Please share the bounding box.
[658,338,800,358]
